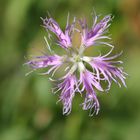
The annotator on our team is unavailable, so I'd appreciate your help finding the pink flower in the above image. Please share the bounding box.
[26,13,127,116]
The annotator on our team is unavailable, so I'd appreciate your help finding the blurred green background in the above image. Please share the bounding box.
[0,0,140,140]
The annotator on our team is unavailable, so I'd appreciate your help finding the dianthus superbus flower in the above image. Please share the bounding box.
[25,13,127,116]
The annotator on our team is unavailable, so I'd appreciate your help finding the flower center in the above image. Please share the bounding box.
[65,47,87,74]
[73,54,81,62]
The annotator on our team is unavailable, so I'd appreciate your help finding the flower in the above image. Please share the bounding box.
[26,13,127,116]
